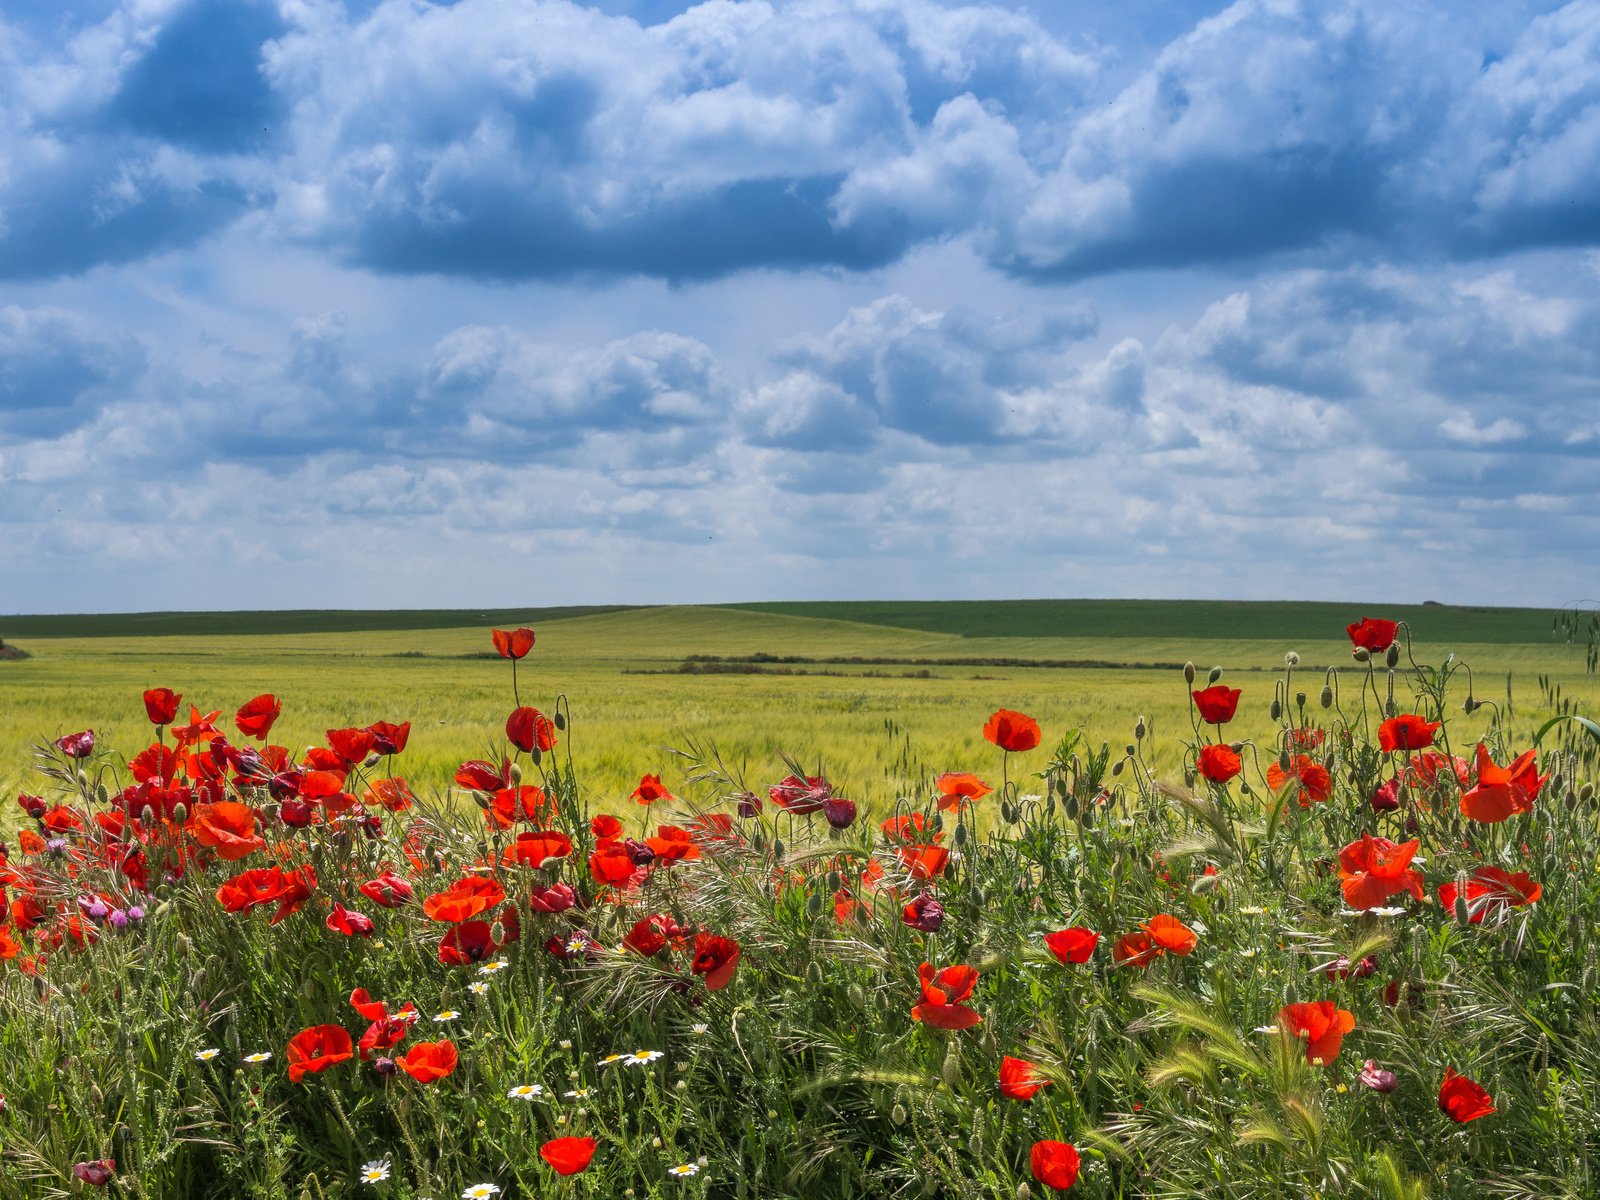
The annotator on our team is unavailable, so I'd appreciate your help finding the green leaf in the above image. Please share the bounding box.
[1533,713,1600,747]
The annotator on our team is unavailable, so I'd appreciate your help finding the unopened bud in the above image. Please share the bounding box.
[1319,687,1333,709]
[1207,666,1223,685]
[1000,800,1018,823]
[171,803,188,825]
[1385,645,1400,668]
[1183,662,1196,684]
[509,763,523,784]
[139,805,157,829]
[1463,697,1477,714]
[1125,744,1136,758]
[471,790,491,810]
[941,1042,961,1087]
[1111,760,1125,777]
[891,1103,908,1126]
[1353,647,1371,662]
[1295,691,1307,709]
[1270,699,1282,720]
[1134,717,1147,740]
[1017,1184,1033,1200]
[1579,782,1595,804]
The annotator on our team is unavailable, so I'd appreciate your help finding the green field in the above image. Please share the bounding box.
[1,600,1594,816]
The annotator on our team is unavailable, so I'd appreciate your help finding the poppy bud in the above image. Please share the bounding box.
[1110,760,1124,777]
[1134,716,1147,740]
[1453,873,1472,926]
[736,790,762,818]
[952,821,969,846]
[1183,662,1196,684]
[1463,696,1477,713]
[891,1102,908,1126]
[1319,687,1333,709]
[805,961,824,985]
[772,837,785,859]
[823,796,857,830]
[1207,666,1222,685]
[279,798,313,828]
[509,763,523,784]
[1352,646,1371,662]
[139,805,157,828]
[1000,800,1018,823]
[175,933,192,958]
[374,1056,398,1077]
[171,802,188,825]
[1385,644,1400,668]
[1370,779,1401,813]
[1295,691,1307,709]
[1016,1184,1032,1200]
[1270,700,1282,720]
[1580,783,1595,805]
[624,837,655,866]
[1359,1060,1398,1092]
[471,790,492,810]
[1124,743,1136,758]
[805,890,824,920]
[941,1043,961,1087]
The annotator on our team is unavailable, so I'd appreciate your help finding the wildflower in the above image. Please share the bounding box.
[1439,867,1542,924]
[1191,686,1241,725]
[1196,743,1243,784]
[235,694,282,740]
[506,706,557,753]
[143,688,182,726]
[1347,617,1398,652]
[690,1024,709,1036]
[72,1160,116,1186]
[1278,1002,1355,1063]
[188,801,265,861]
[492,627,536,658]
[469,981,490,996]
[287,1025,355,1083]
[1266,755,1332,806]
[423,877,506,924]
[55,729,96,758]
[1370,778,1402,812]
[1145,913,1198,955]
[327,903,376,937]
[691,932,741,990]
[631,774,675,805]
[1359,1060,1398,1092]
[528,882,579,913]
[668,1164,700,1177]
[565,1087,592,1099]
[244,1052,273,1064]
[1379,715,1440,753]
[1030,1141,1080,1191]
[462,1185,502,1199]
[902,892,945,933]
[911,962,981,1029]
[540,1136,598,1176]
[360,1160,392,1184]
[598,1053,628,1068]
[1460,743,1546,823]
[1438,1068,1495,1122]
[195,1048,221,1062]
[507,1084,544,1100]
[398,1040,458,1083]
[983,709,1042,752]
[360,871,415,907]
[934,772,992,812]
[1043,928,1099,964]
[1000,1056,1051,1101]
[625,1049,665,1066]
[1338,835,1425,910]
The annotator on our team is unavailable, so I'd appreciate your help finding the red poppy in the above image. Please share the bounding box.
[527,882,578,913]
[1440,867,1542,923]
[1347,617,1398,652]
[454,758,512,793]
[624,913,687,957]
[217,868,288,914]
[1000,1055,1051,1100]
[769,773,832,814]
[235,694,281,741]
[935,772,992,812]
[1196,744,1243,784]
[1438,1068,1495,1122]
[1278,1001,1355,1063]
[398,1039,458,1083]
[1030,1140,1080,1191]
[691,932,741,990]
[350,989,418,1058]
[911,962,981,1029]
[1379,715,1440,753]
[423,876,506,923]
[143,688,181,726]
[270,865,317,924]
[188,802,264,861]
[1407,750,1472,790]
[1044,927,1100,964]
[1145,914,1198,956]
[588,841,641,888]
[367,721,411,756]
[1112,930,1159,968]
[631,774,675,805]
[72,1161,116,1186]
[983,709,1041,752]
[880,813,941,843]
[591,813,623,839]
[1338,835,1424,910]
[286,1025,354,1082]
[55,729,96,758]
[1460,743,1545,824]
[1190,686,1241,725]
[506,707,557,754]
[492,627,536,659]
[488,785,552,830]
[363,778,415,812]
[359,870,415,908]
[326,727,377,764]
[895,844,950,881]
[326,903,374,937]
[437,920,498,965]
[1266,755,1332,807]
[503,830,573,869]
[540,1136,598,1176]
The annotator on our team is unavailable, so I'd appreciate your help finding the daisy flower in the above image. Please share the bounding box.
[668,1164,700,1177]
[478,961,509,975]
[689,1024,709,1036]
[434,1011,460,1023]
[558,1039,572,1050]
[625,1049,664,1066]
[244,1052,273,1064]
[359,1159,391,1184]
[598,1053,628,1068]
[195,1048,221,1061]
[462,1186,501,1199]
[506,1084,544,1100]
[565,1087,592,1100]
[468,982,490,996]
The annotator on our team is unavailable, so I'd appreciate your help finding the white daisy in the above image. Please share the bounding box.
[244,1052,273,1064]
[625,1049,664,1066]
[462,1186,501,1199]
[565,937,588,954]
[468,981,490,996]
[195,1048,221,1061]
[565,1087,592,1100]
[668,1164,700,1177]
[558,1039,572,1050]
[506,1084,544,1100]
[359,1159,391,1184]
[598,1053,628,1068]
[478,960,509,975]
[1253,1025,1280,1035]
[434,1010,460,1022]
[689,1024,708,1036]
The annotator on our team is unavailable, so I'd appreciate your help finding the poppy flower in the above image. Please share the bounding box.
[1347,617,1398,653]
[1112,931,1159,968]
[691,932,741,990]
[1196,743,1243,784]
[1044,927,1100,964]
[631,774,675,805]
[911,962,981,1029]
[880,813,941,843]
[455,758,512,793]
[438,920,498,965]
[527,882,579,914]
[1438,1068,1495,1122]
[72,1161,116,1186]
[503,830,573,869]
[895,844,950,882]
[540,1136,597,1176]
[1439,867,1542,923]
[1379,715,1440,753]
[1278,1001,1355,1063]
[143,689,181,726]
[216,867,288,914]
[588,841,642,888]
[591,813,623,839]
[270,865,318,924]
[1370,778,1401,812]
[492,627,536,659]
[902,892,945,932]
[350,989,419,1058]
[935,772,992,812]
[769,773,832,814]
[1190,686,1241,725]
[367,720,411,756]
[1145,914,1198,956]
[624,913,687,957]
[1407,750,1472,790]
[235,694,281,741]
[359,870,415,908]
[398,1039,458,1083]
[506,707,557,754]
[363,778,416,812]
[1266,755,1332,807]
[423,877,507,923]
[983,709,1041,752]
[1030,1141,1080,1191]
[287,1025,354,1082]
[327,903,375,937]
[1338,835,1424,911]
[488,785,552,830]
[188,802,264,861]
[1459,743,1545,824]
[645,825,701,863]
[1000,1055,1051,1100]
[55,730,95,759]
[326,727,378,765]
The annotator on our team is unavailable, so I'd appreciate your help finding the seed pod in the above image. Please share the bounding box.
[941,1041,961,1087]
[1385,644,1400,668]
[509,763,523,784]
[1183,662,1196,684]
[1207,666,1223,685]
[1000,800,1018,823]
[1319,686,1333,709]
[1270,699,1282,720]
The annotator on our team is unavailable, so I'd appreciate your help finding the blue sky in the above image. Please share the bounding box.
[2,0,1598,612]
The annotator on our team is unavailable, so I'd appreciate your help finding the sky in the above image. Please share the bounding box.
[2,0,1599,613]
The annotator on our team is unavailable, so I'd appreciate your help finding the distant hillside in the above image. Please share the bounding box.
[727,599,1563,644]
[0,606,636,639]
